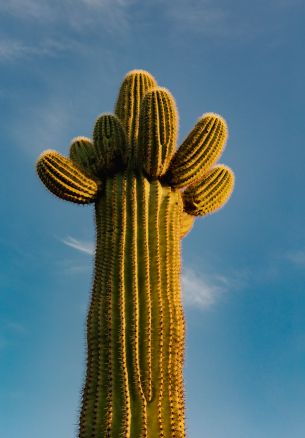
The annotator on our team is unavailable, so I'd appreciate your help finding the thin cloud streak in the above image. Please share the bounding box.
[0,38,79,61]
[62,236,94,256]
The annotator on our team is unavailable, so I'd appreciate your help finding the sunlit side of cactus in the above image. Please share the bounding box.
[36,70,234,438]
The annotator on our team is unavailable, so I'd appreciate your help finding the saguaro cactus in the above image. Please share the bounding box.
[36,70,234,438]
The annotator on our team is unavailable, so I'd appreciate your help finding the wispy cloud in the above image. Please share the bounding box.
[0,1,134,67]
[1,0,301,50]
[0,38,79,61]
[285,249,305,267]
[1,0,135,33]
[67,0,135,34]
[182,268,229,308]
[57,236,94,274]
[56,258,92,274]
[5,321,28,334]
[0,40,32,60]
[62,236,94,256]
[13,97,75,158]
[0,0,53,20]
[161,0,302,40]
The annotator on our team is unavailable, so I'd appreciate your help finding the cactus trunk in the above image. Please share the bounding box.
[79,172,186,438]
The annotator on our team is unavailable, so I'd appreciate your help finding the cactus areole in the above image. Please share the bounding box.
[36,70,234,438]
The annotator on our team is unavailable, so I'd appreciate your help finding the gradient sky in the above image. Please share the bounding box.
[1,1,305,437]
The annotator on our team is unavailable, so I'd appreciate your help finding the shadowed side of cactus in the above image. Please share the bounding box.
[36,69,234,438]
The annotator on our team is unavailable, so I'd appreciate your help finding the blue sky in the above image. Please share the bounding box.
[1,1,305,437]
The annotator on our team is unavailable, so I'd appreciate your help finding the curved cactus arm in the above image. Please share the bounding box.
[183,164,234,216]
[115,70,157,165]
[180,211,195,238]
[138,87,178,178]
[164,113,228,188]
[36,150,100,204]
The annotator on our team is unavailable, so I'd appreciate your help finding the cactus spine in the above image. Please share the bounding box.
[36,70,234,437]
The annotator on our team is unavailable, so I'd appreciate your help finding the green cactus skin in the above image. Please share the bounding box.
[79,173,185,438]
[138,87,178,178]
[36,150,99,204]
[115,70,157,167]
[164,113,228,189]
[69,137,98,179]
[92,113,128,175]
[183,165,235,217]
[36,70,234,438]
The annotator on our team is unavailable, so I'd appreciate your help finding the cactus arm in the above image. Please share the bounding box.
[36,150,99,204]
[69,137,98,179]
[115,70,157,166]
[138,87,178,178]
[183,164,234,216]
[93,113,128,175]
[180,211,196,238]
[164,113,228,188]
[70,115,128,179]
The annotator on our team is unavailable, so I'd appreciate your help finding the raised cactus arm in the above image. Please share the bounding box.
[115,69,157,165]
[138,87,177,177]
[164,113,228,188]
[36,69,234,438]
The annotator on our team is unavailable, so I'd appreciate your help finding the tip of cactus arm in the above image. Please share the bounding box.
[93,111,114,120]
[200,112,228,134]
[183,163,235,216]
[208,163,235,186]
[123,69,157,83]
[212,163,235,178]
[36,149,57,167]
[200,112,227,121]
[36,149,57,158]
[70,136,92,145]
[207,164,235,214]
[126,68,154,76]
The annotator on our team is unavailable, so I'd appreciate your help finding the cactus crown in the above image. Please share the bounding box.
[37,69,234,217]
